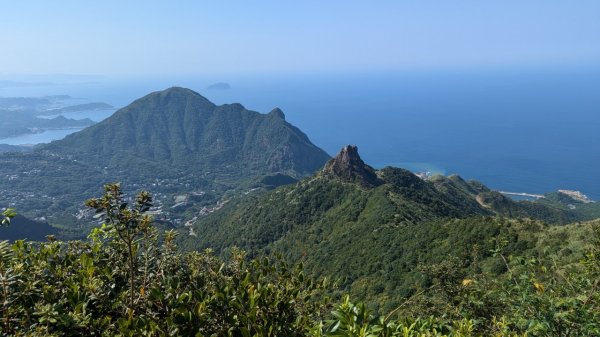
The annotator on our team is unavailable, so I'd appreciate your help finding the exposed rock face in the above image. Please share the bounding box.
[322,145,381,188]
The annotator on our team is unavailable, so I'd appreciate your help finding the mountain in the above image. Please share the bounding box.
[42,87,329,177]
[0,87,329,237]
[180,145,587,310]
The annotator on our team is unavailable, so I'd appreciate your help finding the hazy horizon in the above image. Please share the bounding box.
[2,1,599,76]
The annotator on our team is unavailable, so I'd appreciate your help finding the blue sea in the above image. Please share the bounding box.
[1,67,598,199]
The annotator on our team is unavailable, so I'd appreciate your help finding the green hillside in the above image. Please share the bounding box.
[42,87,329,178]
[180,145,593,311]
[1,184,599,336]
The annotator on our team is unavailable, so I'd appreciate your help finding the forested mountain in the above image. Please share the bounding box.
[180,145,592,310]
[0,88,329,236]
[42,87,329,177]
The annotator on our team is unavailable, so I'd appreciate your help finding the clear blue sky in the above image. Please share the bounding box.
[1,1,599,76]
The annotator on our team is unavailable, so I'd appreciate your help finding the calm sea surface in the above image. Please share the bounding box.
[1,68,598,199]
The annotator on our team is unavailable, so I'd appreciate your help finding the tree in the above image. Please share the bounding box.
[85,183,152,312]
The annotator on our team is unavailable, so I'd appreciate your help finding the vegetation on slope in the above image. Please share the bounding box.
[1,186,599,336]
[0,185,329,336]
[41,87,329,177]
[181,146,589,311]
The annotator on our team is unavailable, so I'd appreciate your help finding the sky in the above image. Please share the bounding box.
[1,1,599,76]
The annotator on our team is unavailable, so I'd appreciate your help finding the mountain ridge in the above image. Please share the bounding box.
[180,145,592,308]
[0,87,330,237]
[41,87,330,176]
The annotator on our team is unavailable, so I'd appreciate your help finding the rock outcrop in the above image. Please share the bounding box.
[322,145,381,188]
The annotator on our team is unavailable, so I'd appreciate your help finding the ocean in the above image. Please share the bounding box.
[1,67,598,199]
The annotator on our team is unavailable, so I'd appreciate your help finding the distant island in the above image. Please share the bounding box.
[206,82,231,90]
[39,102,113,115]
[0,95,112,142]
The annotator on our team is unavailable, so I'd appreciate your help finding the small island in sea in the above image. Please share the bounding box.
[206,82,231,90]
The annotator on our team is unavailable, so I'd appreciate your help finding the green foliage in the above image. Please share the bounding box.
[388,223,600,336]
[540,193,600,220]
[1,184,600,336]
[1,208,16,226]
[312,295,479,337]
[179,145,597,316]
[181,166,575,311]
[0,185,329,336]
[85,183,154,309]
[309,223,600,336]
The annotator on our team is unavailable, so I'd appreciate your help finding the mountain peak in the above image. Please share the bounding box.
[162,86,201,95]
[41,87,330,177]
[124,87,216,116]
[322,145,381,187]
[268,108,285,119]
[152,87,213,103]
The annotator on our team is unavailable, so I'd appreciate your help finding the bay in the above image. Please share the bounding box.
[0,128,85,145]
